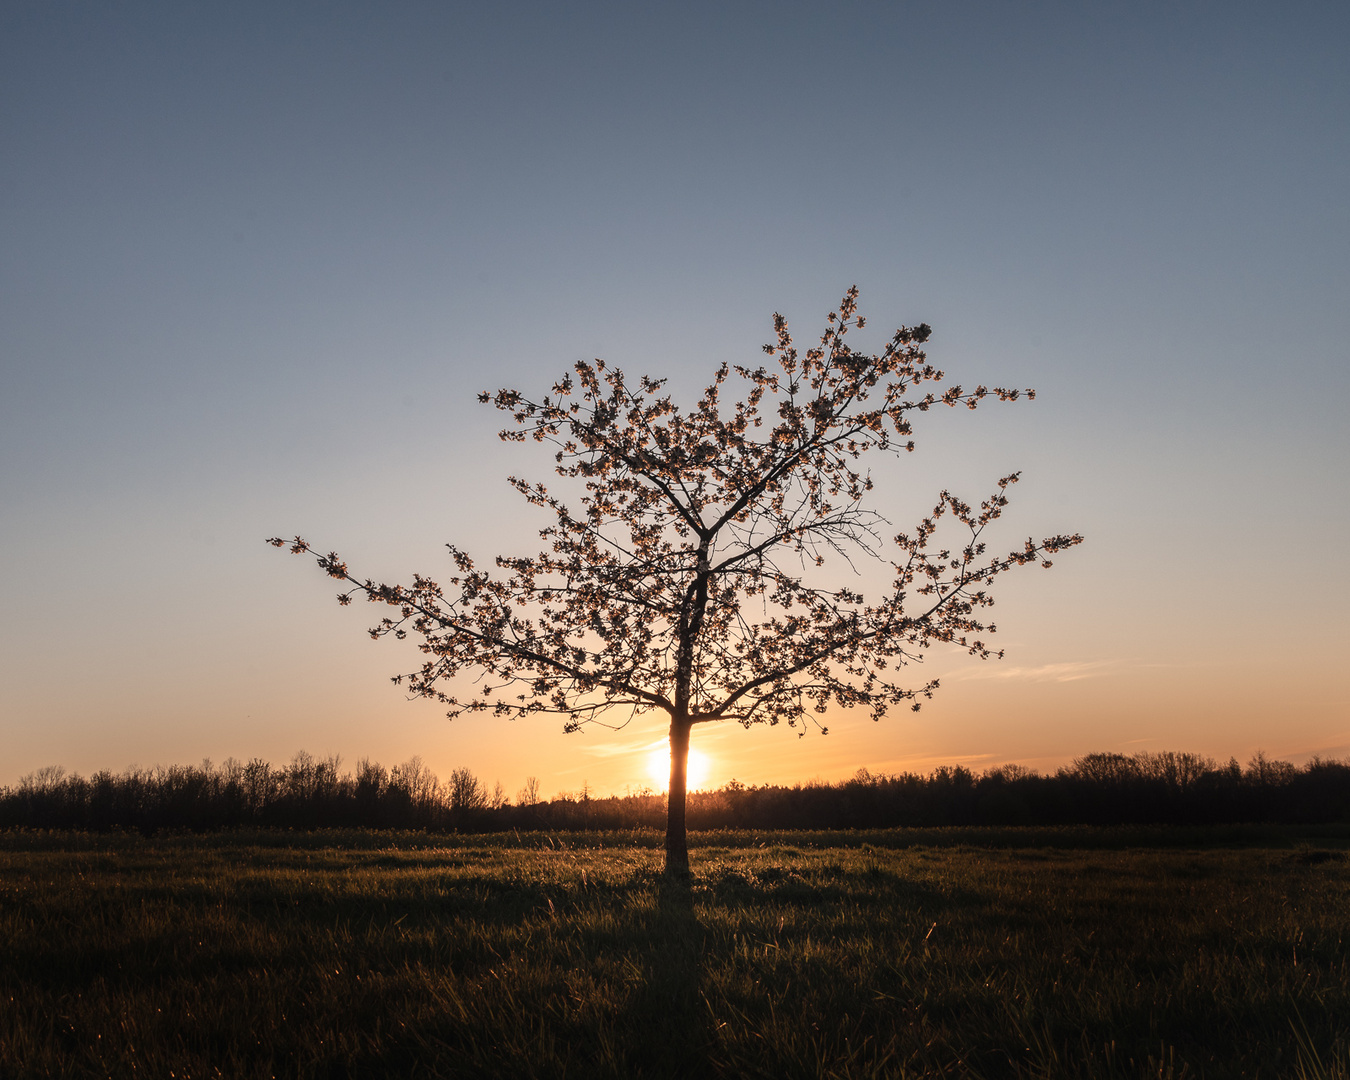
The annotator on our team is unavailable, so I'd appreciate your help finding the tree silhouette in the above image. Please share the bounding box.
[272,288,1081,874]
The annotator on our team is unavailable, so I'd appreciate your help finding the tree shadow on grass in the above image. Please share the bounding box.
[616,873,714,1079]
[325,869,714,1079]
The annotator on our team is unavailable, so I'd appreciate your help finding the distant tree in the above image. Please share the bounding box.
[390,755,439,806]
[517,775,541,806]
[273,288,1081,875]
[448,767,487,814]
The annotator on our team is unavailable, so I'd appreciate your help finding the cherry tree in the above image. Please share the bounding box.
[273,288,1081,875]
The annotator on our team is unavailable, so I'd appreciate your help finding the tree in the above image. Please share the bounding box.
[272,288,1081,875]
[447,766,488,814]
[517,775,541,806]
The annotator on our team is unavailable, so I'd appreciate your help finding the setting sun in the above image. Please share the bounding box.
[647,746,711,792]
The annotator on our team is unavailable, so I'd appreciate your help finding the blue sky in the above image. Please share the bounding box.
[3,1,1347,793]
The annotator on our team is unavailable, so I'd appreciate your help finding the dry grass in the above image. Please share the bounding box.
[2,830,1348,1077]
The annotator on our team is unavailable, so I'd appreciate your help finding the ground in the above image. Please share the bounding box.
[2,827,1348,1078]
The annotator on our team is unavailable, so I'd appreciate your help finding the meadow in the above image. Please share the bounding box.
[3,828,1349,1078]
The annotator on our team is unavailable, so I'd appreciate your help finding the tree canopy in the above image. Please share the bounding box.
[273,287,1081,873]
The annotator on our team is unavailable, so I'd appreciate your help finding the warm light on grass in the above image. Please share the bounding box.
[647,746,711,791]
[4,833,1348,1075]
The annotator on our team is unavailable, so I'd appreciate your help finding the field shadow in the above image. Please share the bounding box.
[319,866,714,1078]
[615,873,714,1078]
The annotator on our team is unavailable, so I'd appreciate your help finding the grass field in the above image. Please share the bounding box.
[3,828,1349,1078]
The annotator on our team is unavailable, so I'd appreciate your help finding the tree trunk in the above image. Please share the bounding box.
[665,717,692,877]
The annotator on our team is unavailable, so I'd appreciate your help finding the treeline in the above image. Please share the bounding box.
[3,750,1350,834]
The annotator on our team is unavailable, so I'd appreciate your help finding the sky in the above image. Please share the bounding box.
[3,1,1347,797]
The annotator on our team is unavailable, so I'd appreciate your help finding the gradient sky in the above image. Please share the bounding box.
[3,1,1347,797]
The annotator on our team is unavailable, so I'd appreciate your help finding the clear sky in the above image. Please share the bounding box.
[3,1,1347,797]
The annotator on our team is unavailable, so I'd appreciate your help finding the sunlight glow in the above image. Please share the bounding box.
[647,746,711,792]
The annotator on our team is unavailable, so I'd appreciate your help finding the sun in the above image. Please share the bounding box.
[647,746,711,792]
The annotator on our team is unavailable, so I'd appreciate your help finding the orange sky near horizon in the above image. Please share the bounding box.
[2,3,1346,793]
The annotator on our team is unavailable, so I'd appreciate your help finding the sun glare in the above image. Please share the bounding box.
[647,747,711,792]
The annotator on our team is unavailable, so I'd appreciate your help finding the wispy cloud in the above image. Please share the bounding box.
[959,660,1119,683]
[869,752,1000,774]
[574,738,664,759]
